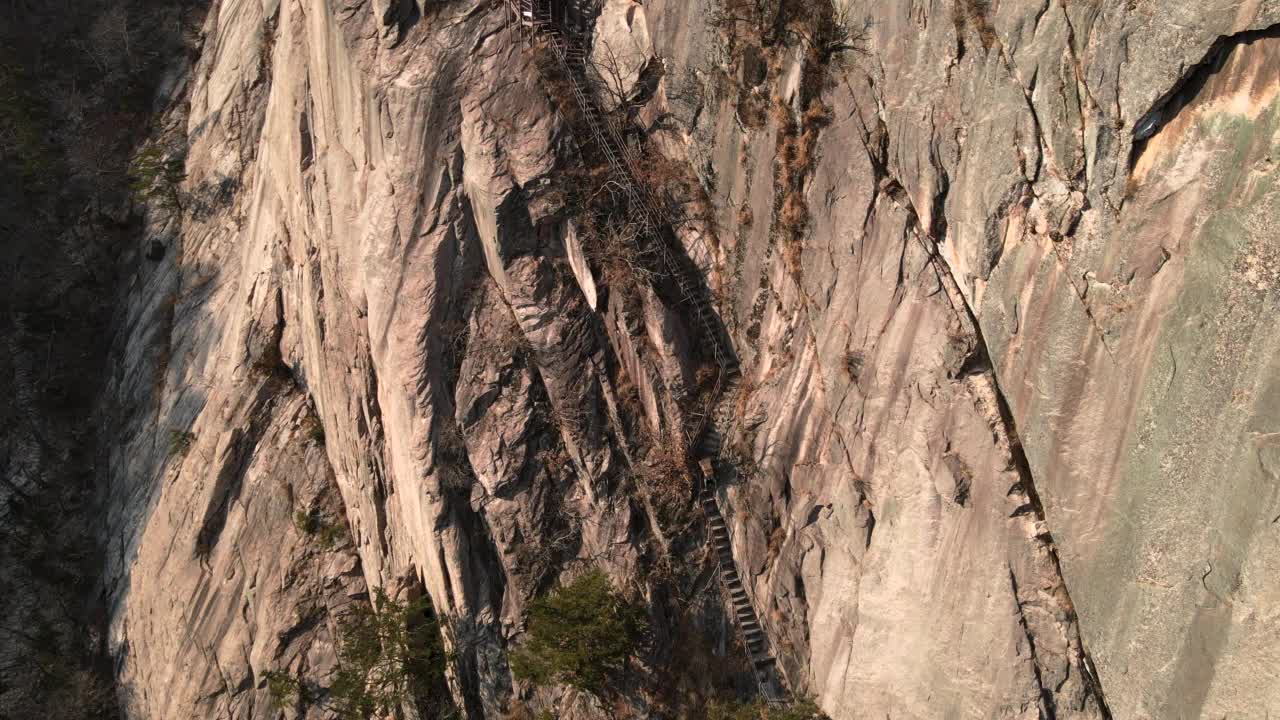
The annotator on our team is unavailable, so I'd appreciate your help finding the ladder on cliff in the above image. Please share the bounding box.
[510,0,733,440]
[500,0,786,702]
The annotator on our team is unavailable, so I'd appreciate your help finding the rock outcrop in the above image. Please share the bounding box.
[643,0,1280,715]
[5,0,1280,717]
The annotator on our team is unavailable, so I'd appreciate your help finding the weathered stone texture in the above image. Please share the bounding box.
[88,0,1280,717]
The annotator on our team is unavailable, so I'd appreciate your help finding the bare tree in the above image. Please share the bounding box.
[781,0,871,62]
[77,5,134,79]
[586,35,658,114]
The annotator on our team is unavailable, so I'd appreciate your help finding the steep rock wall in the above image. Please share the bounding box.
[645,0,1280,716]
[96,0,1280,717]
[103,0,734,717]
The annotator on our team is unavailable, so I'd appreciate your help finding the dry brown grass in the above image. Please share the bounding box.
[772,94,830,284]
[801,98,833,129]
[779,196,807,279]
[765,524,786,563]
[613,363,645,422]
[708,0,781,47]
[955,0,998,52]
[637,441,696,532]
[779,193,808,231]
[635,151,701,206]
[565,147,707,304]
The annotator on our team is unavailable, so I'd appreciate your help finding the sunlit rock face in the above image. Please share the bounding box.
[86,0,1280,716]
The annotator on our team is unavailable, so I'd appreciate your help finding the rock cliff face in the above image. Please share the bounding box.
[8,0,1280,717]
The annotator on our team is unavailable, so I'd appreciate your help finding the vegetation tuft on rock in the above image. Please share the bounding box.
[510,570,649,695]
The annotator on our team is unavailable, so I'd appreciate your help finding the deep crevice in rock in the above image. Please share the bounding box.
[1128,23,1280,170]
[193,380,286,558]
[921,226,1114,718]
[964,307,1114,719]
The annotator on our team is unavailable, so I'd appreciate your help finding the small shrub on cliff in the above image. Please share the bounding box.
[509,570,648,695]
[304,412,326,446]
[292,508,345,549]
[435,420,474,492]
[265,589,453,718]
[167,429,195,457]
[327,590,449,718]
[262,669,302,710]
[707,698,827,720]
[129,142,186,209]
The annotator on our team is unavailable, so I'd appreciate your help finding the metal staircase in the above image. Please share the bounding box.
[500,0,786,702]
